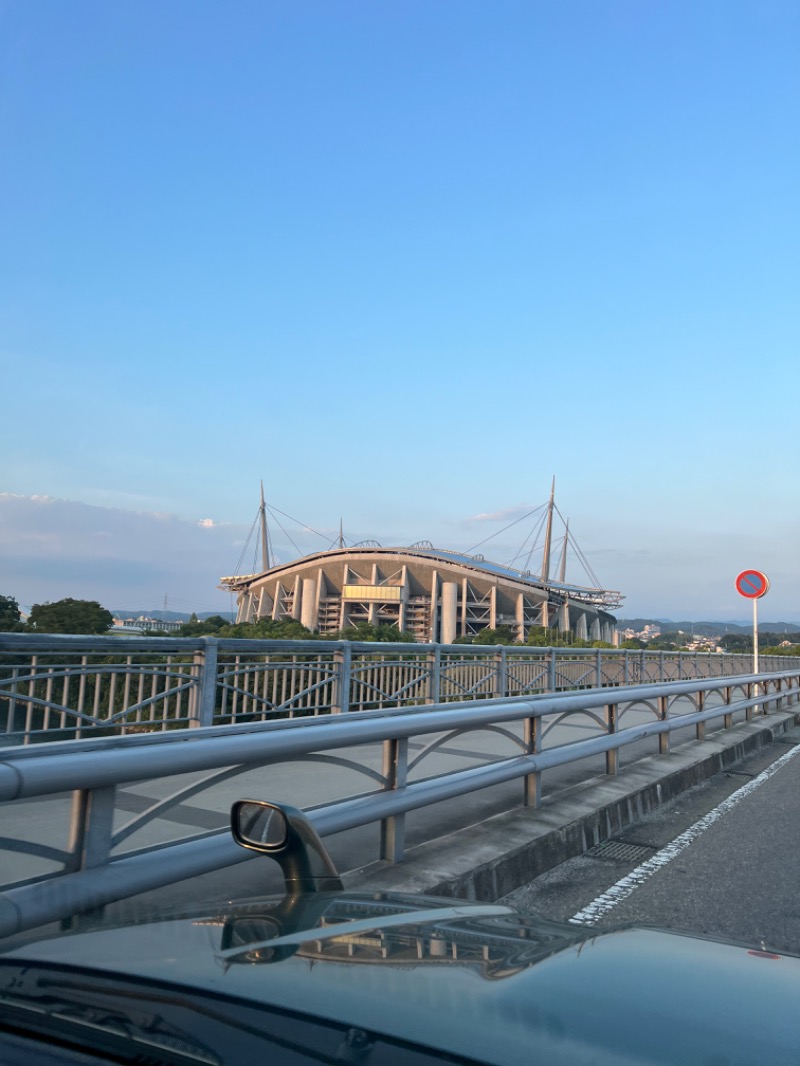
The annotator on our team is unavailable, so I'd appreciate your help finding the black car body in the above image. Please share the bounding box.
[1,802,798,1065]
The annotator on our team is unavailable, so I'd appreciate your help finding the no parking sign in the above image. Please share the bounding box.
[735,569,769,684]
[735,570,770,599]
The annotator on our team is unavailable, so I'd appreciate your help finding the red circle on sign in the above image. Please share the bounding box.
[735,570,770,599]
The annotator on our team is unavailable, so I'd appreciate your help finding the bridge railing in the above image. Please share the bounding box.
[0,668,798,936]
[0,633,791,745]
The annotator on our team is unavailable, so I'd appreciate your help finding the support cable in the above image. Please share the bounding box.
[464,504,546,556]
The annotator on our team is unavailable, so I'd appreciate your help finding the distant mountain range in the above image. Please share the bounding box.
[108,611,797,637]
[111,610,236,623]
[617,618,800,636]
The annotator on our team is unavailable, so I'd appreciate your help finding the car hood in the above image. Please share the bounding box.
[2,891,799,1066]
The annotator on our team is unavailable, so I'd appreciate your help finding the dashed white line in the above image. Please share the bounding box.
[570,741,800,927]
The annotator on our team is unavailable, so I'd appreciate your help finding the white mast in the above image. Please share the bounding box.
[540,476,555,584]
[259,481,271,572]
[558,518,569,584]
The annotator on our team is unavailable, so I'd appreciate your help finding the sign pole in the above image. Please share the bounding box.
[753,595,759,715]
[735,569,768,718]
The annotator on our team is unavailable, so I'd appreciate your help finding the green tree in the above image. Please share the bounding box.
[472,625,519,645]
[218,618,316,640]
[0,594,22,631]
[525,625,551,646]
[27,598,113,635]
[334,621,413,643]
[620,638,646,649]
[177,613,231,637]
[719,633,753,652]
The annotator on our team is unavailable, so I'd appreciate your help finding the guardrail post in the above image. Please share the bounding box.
[746,682,754,722]
[332,642,352,715]
[523,716,541,807]
[548,649,557,693]
[658,694,670,755]
[380,737,408,862]
[678,652,683,680]
[605,703,618,775]
[623,650,630,687]
[496,647,508,698]
[66,786,116,872]
[695,690,705,741]
[426,646,441,705]
[595,649,602,688]
[724,685,733,728]
[775,677,784,711]
[193,638,219,728]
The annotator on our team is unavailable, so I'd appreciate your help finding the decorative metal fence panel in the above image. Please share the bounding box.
[0,634,790,746]
[1,669,798,937]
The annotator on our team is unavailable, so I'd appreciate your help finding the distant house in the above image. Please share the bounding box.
[112,616,184,633]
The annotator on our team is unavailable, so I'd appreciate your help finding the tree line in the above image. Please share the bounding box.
[1,595,115,634]
[5,594,798,654]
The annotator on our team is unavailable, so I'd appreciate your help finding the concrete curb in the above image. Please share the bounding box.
[345,711,800,901]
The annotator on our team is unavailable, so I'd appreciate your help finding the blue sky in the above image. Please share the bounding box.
[2,1,798,621]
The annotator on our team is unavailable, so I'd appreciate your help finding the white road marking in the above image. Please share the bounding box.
[570,741,800,926]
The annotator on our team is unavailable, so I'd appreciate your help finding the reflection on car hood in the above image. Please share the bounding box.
[2,890,800,1066]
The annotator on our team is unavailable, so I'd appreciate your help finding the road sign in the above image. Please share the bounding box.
[735,570,770,599]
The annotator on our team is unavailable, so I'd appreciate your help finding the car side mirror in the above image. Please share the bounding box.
[231,800,344,895]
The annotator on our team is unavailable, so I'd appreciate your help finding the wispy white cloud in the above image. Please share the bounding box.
[463,504,535,524]
[0,495,246,612]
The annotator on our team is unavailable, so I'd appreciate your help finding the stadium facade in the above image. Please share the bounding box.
[220,545,621,644]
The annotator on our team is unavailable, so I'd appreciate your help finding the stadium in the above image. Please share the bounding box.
[220,488,622,644]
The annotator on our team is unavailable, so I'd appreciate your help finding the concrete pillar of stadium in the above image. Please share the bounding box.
[575,611,589,641]
[300,578,318,631]
[559,600,571,634]
[441,582,459,645]
[291,575,303,620]
[589,615,601,641]
[272,583,286,621]
[429,572,440,642]
[516,593,525,642]
[368,565,379,625]
[257,586,273,620]
[398,565,409,633]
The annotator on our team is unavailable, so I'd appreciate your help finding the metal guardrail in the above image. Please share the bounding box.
[1,633,791,745]
[0,668,798,936]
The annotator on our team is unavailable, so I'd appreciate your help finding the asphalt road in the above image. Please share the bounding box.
[501,727,800,955]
